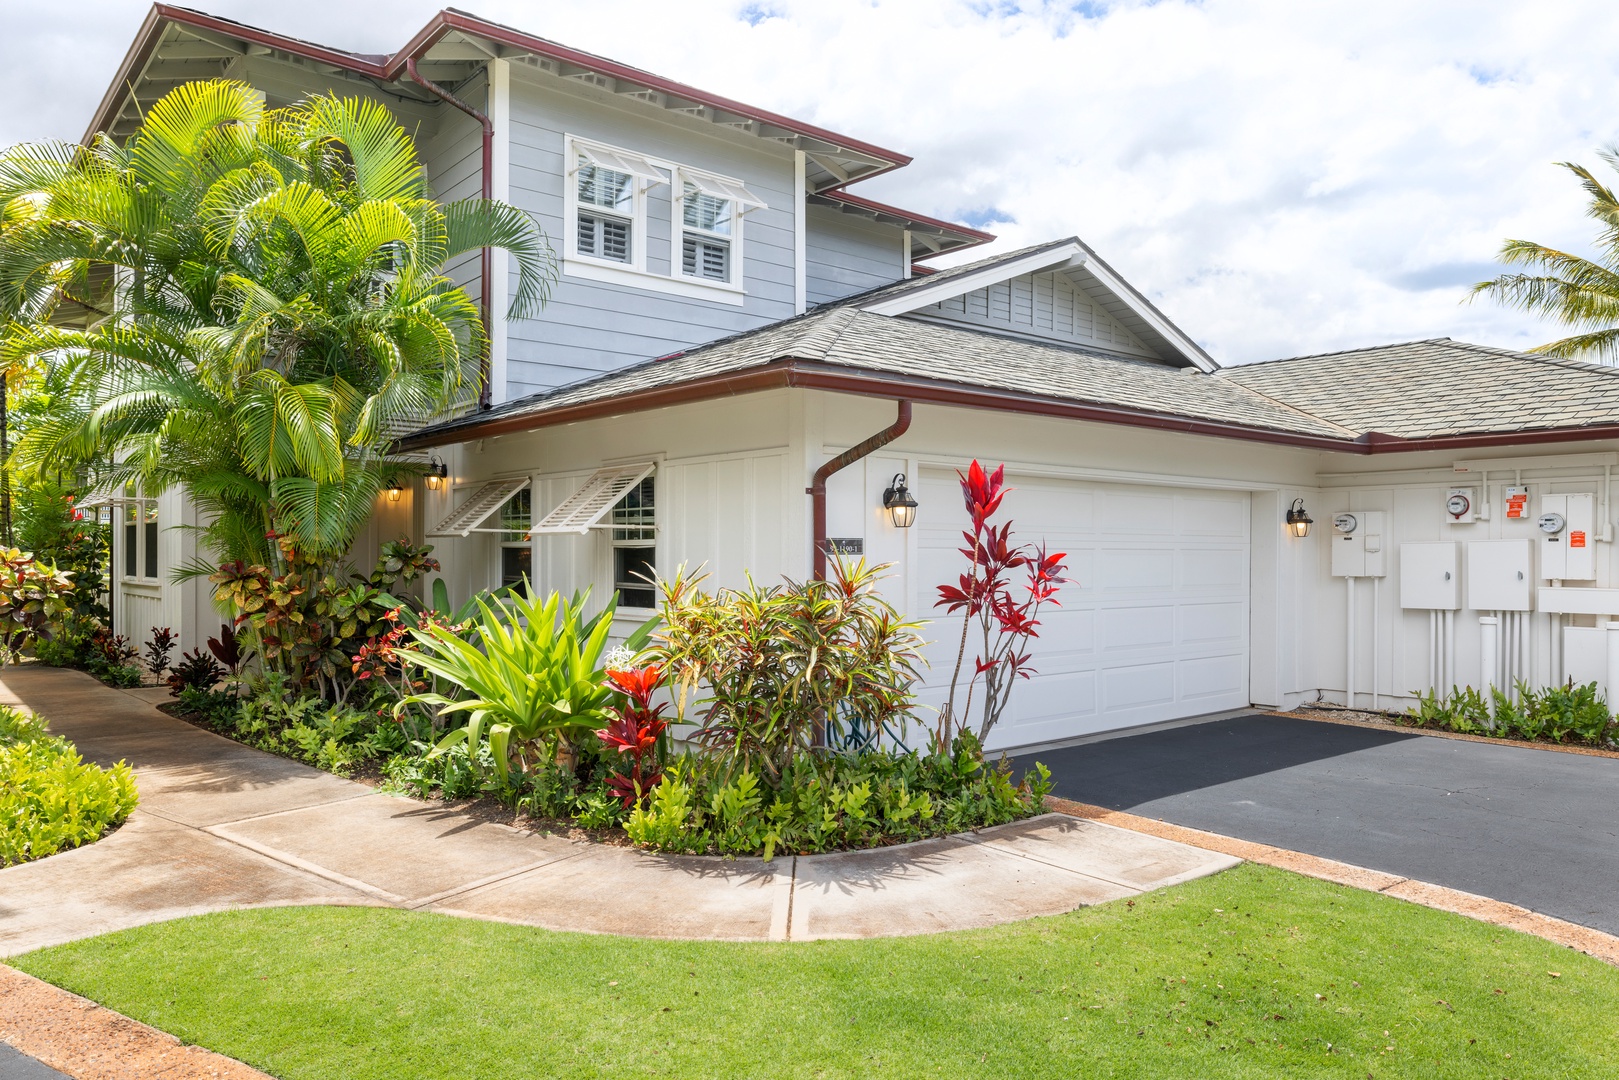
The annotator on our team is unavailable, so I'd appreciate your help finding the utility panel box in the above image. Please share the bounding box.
[1446,488,1479,524]
[1539,493,1596,581]
[1331,511,1386,577]
[1466,539,1533,611]
[1400,542,1460,609]
[1564,626,1607,691]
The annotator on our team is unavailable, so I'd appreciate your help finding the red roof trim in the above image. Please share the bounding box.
[91,5,912,175]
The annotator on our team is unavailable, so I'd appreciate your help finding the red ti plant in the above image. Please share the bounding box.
[595,664,669,807]
[935,461,1068,748]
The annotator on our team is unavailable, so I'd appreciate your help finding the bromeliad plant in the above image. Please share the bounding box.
[594,665,668,807]
[935,462,1068,747]
[397,583,656,783]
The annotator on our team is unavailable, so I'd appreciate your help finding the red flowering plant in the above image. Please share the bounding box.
[935,461,1069,747]
[594,664,669,807]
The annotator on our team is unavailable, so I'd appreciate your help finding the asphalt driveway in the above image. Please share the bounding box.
[1015,714,1619,936]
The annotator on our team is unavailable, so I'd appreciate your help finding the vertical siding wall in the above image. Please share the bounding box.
[912,270,1160,359]
[502,72,801,397]
[1306,446,1619,709]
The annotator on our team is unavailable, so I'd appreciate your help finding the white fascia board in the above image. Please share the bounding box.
[855,242,1083,317]
[1077,255,1219,373]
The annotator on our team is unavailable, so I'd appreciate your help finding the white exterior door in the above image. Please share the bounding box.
[917,469,1251,750]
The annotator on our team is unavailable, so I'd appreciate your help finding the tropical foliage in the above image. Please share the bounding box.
[0,704,138,867]
[0,547,74,661]
[397,584,655,781]
[935,461,1068,746]
[1472,144,1619,362]
[647,559,927,786]
[0,78,553,570]
[1404,681,1615,745]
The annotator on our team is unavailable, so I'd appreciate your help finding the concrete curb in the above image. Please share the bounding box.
[0,964,272,1079]
[1045,795,1619,967]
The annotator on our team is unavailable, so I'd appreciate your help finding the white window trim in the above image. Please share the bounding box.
[119,490,160,584]
[560,134,749,305]
[565,134,653,276]
[607,471,658,615]
[672,165,754,289]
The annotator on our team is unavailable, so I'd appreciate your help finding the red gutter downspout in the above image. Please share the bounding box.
[405,57,495,410]
[808,400,912,580]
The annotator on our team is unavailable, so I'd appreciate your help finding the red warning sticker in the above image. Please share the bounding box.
[1571,531,1587,548]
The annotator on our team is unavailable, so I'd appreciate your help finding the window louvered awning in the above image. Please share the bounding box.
[530,463,656,535]
[682,170,767,212]
[573,143,669,186]
[428,476,531,538]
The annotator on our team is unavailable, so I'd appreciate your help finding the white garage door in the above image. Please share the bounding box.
[917,469,1251,750]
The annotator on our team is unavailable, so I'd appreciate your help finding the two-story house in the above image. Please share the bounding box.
[85,6,1619,750]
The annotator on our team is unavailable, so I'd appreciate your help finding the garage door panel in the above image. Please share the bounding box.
[1099,605,1176,651]
[1097,548,1175,590]
[1179,547,1247,589]
[917,469,1249,751]
[1099,491,1174,535]
[1179,653,1247,700]
[1103,662,1179,710]
[1179,601,1247,645]
[1178,494,1249,537]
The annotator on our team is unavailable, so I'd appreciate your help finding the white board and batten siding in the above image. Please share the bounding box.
[911,270,1161,360]
[916,469,1251,750]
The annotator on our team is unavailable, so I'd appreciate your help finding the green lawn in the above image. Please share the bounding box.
[13,863,1617,1079]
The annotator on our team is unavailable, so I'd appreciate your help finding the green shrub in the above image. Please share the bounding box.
[0,708,138,867]
[646,559,926,787]
[624,736,1051,860]
[176,685,242,730]
[96,663,143,689]
[1403,682,1615,746]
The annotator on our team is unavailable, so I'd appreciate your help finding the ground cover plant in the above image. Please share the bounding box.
[1403,682,1616,746]
[13,864,1619,1079]
[0,704,136,866]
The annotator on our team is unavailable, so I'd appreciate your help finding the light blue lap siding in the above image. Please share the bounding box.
[806,205,906,305]
[502,72,798,396]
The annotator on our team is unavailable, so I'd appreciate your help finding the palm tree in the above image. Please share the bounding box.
[1473,145,1619,363]
[0,80,552,570]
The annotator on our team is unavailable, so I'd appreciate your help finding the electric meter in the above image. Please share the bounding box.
[1446,492,1472,519]
[1333,513,1358,533]
[1537,512,1566,535]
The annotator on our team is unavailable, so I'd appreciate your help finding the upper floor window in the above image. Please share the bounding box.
[563,135,766,303]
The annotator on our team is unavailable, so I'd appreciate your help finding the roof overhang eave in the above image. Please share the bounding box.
[393,358,1363,454]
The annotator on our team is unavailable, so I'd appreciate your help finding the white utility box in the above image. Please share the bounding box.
[1400,542,1460,609]
[1466,539,1533,611]
[1539,493,1596,581]
[1331,511,1386,577]
[1537,586,1619,615]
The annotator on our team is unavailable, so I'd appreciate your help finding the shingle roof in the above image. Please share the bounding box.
[402,315,1619,452]
[1218,338,1619,438]
[406,306,1356,446]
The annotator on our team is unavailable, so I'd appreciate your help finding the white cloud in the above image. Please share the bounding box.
[5,0,1619,362]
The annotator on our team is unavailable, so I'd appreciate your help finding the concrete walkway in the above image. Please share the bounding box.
[0,666,1236,957]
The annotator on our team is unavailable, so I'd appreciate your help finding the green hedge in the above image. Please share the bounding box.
[0,705,138,866]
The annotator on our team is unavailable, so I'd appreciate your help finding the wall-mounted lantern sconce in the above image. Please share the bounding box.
[883,473,919,528]
[1286,497,1313,538]
[386,484,403,503]
[424,457,448,491]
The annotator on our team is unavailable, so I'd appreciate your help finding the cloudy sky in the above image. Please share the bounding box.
[4,0,1618,364]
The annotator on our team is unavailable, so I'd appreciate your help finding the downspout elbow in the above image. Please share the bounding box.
[808,399,912,580]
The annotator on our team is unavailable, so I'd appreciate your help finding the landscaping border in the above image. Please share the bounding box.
[0,963,271,1080]
[1045,795,1619,966]
[1272,706,1619,760]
